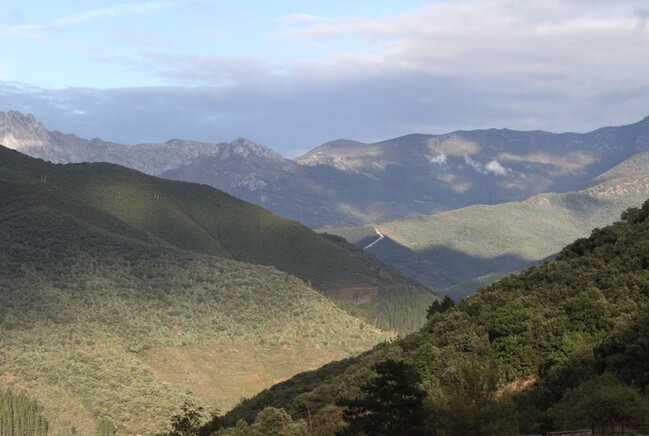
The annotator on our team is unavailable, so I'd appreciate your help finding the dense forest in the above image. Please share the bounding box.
[0,145,435,334]
[0,147,395,433]
[219,200,649,434]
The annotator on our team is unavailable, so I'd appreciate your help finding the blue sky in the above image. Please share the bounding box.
[2,0,649,156]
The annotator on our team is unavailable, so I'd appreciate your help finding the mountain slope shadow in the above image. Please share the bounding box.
[362,235,536,299]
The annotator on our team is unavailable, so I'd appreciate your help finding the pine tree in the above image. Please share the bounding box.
[337,359,427,435]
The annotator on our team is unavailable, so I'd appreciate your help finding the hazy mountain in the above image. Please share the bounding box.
[222,198,649,434]
[296,119,649,221]
[6,110,649,228]
[0,110,226,175]
[164,116,649,228]
[331,162,649,299]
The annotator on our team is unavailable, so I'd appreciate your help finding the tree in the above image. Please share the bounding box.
[426,296,455,319]
[0,389,48,436]
[170,401,222,436]
[96,417,117,435]
[250,407,307,436]
[337,359,427,435]
[548,374,649,428]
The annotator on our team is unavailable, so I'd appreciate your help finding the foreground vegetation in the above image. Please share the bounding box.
[223,200,649,434]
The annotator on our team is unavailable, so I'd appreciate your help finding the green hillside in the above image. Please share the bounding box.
[0,150,394,433]
[224,199,649,434]
[0,145,436,333]
[332,172,649,299]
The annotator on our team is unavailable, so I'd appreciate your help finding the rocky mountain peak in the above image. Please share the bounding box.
[0,111,50,150]
[222,137,286,162]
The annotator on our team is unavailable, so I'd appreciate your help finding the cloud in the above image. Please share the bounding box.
[3,1,649,157]
[269,0,649,88]
[429,152,447,166]
[464,155,485,174]
[485,160,509,176]
[108,0,649,135]
[0,2,177,39]
[463,156,510,176]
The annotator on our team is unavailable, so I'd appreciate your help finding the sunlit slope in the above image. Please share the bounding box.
[0,177,390,434]
[0,145,436,332]
[333,174,649,298]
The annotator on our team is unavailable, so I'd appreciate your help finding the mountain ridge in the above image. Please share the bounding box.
[0,110,227,175]
[330,168,649,299]
[5,110,649,228]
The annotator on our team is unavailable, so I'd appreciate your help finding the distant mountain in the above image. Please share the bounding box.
[294,119,649,224]
[162,138,384,228]
[0,110,226,174]
[222,198,649,434]
[0,148,392,433]
[331,162,649,299]
[5,110,649,228]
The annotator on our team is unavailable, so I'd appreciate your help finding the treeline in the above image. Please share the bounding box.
[0,389,48,436]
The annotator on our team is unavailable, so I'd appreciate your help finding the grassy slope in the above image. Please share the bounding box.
[0,177,390,434]
[332,173,649,299]
[0,146,435,333]
[224,198,649,434]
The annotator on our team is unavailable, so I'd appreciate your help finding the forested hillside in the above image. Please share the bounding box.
[332,171,649,299]
[0,145,435,333]
[223,199,649,434]
[0,147,394,433]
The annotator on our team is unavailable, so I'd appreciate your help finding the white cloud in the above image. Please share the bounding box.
[463,156,510,176]
[464,154,486,174]
[485,160,509,176]
[429,152,447,166]
[273,0,649,87]
[0,2,177,39]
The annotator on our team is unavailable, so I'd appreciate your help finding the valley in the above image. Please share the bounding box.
[332,170,649,299]
[3,111,649,434]
[4,2,649,434]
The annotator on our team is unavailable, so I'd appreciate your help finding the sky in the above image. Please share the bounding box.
[1,0,649,157]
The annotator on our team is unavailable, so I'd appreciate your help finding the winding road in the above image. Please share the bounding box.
[363,227,385,249]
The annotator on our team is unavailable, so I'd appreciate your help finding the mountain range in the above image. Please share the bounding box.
[331,154,649,299]
[4,109,649,433]
[4,110,649,229]
[5,110,649,301]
